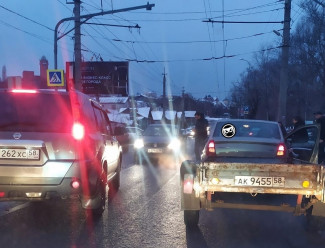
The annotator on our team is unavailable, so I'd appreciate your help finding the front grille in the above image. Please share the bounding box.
[145,143,167,148]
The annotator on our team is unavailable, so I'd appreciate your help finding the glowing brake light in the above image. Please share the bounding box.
[12,89,37,94]
[72,123,85,140]
[206,140,216,156]
[277,144,285,156]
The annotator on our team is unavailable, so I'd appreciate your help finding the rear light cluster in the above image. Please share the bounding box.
[183,174,194,194]
[277,144,285,156]
[71,178,81,189]
[72,122,85,140]
[206,140,216,157]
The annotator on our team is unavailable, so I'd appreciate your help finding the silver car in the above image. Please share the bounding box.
[0,88,122,218]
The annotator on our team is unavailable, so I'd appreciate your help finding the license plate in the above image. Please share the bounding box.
[0,149,40,160]
[235,176,285,187]
[148,148,163,153]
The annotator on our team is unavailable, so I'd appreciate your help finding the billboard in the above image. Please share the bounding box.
[66,61,129,96]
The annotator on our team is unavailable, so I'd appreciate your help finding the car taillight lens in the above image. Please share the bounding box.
[72,122,85,140]
[277,144,285,156]
[206,140,216,156]
[183,174,194,194]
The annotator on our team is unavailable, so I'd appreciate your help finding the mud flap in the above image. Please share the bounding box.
[180,160,201,210]
[306,202,325,232]
[310,201,325,217]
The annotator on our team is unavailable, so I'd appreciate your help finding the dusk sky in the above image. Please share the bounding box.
[0,0,302,99]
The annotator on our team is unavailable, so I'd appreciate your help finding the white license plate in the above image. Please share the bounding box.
[0,149,40,160]
[148,148,163,153]
[235,176,285,187]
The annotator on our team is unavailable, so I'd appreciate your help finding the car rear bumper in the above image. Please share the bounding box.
[0,177,81,201]
[0,160,101,201]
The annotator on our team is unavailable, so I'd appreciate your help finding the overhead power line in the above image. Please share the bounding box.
[121,46,281,63]
[103,29,283,44]
[0,4,54,31]
[85,22,141,29]
[124,1,283,15]
[203,19,284,24]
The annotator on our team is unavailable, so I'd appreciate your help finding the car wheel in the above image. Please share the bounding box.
[87,179,106,219]
[108,158,121,201]
[184,210,200,226]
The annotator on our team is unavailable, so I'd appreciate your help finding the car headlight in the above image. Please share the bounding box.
[168,138,181,150]
[134,138,144,149]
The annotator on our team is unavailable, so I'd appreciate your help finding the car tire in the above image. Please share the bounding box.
[184,210,200,226]
[87,179,106,219]
[108,158,121,202]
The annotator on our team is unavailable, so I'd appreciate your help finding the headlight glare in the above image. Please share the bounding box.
[168,138,181,150]
[134,138,144,149]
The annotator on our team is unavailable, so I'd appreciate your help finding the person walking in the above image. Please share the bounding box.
[314,111,325,163]
[194,112,209,161]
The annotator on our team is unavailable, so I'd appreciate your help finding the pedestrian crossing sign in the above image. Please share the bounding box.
[47,69,65,87]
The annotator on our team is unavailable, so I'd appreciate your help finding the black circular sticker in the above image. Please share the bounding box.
[221,123,236,138]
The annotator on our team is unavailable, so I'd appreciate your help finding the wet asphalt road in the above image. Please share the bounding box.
[1,138,325,248]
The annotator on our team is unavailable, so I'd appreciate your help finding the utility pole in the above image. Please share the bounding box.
[181,87,185,129]
[277,0,291,125]
[162,68,167,120]
[74,0,82,91]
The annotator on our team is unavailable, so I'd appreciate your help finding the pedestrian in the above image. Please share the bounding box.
[314,111,325,163]
[194,112,209,161]
[290,116,308,143]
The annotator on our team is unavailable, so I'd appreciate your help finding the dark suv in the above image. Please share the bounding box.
[0,88,122,217]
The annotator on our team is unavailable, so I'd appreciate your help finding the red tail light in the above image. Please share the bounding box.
[71,179,80,189]
[183,174,194,194]
[72,122,85,140]
[277,144,285,156]
[206,140,216,157]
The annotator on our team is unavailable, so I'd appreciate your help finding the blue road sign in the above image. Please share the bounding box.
[47,69,64,87]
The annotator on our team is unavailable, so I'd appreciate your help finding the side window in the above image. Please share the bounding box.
[77,95,97,132]
[93,107,107,134]
[287,126,318,163]
[104,114,113,136]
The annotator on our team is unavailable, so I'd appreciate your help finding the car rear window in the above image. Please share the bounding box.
[144,125,179,136]
[0,92,73,133]
[213,121,281,139]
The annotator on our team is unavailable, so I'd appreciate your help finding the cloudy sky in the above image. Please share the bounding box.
[0,0,303,99]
